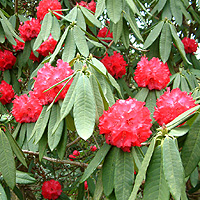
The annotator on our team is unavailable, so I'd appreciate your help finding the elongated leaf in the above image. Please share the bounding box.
[160,23,172,63]
[39,131,48,161]
[144,21,164,49]
[114,149,134,200]
[145,90,157,120]
[40,12,52,41]
[180,75,190,93]
[106,0,122,24]
[80,143,111,183]
[77,9,86,31]
[0,183,7,200]
[169,125,189,137]
[51,16,60,41]
[16,171,36,184]
[93,170,103,200]
[181,114,200,177]
[0,130,16,189]
[131,146,144,170]
[143,145,170,200]
[170,0,182,25]
[91,57,107,75]
[0,22,5,43]
[73,74,96,140]
[65,6,78,22]
[105,80,115,106]
[173,73,181,89]
[128,138,156,200]
[158,0,167,13]
[95,0,105,17]
[113,16,123,43]
[33,31,43,51]
[134,87,149,102]
[80,6,101,28]
[26,123,38,152]
[17,123,26,147]
[102,147,118,197]
[162,136,185,200]
[126,0,139,14]
[121,20,130,49]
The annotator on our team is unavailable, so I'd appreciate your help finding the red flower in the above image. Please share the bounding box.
[69,155,76,161]
[12,38,25,51]
[37,0,63,21]
[153,88,197,126]
[90,145,97,151]
[32,59,74,105]
[73,150,80,156]
[181,37,198,54]
[41,180,62,200]
[97,27,113,43]
[0,50,16,71]
[99,97,152,152]
[29,51,40,62]
[12,93,43,123]
[78,0,96,13]
[0,81,14,105]
[84,181,88,190]
[134,56,171,90]
[19,18,41,41]
[101,51,127,79]
[36,34,57,57]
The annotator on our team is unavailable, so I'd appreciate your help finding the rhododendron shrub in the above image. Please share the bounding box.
[41,180,62,200]
[181,37,198,54]
[153,88,197,126]
[101,51,127,79]
[0,80,14,105]
[134,56,171,90]
[32,59,74,105]
[36,0,63,21]
[99,97,152,152]
[12,94,43,123]
[0,50,16,71]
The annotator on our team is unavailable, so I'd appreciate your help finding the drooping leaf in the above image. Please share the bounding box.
[121,20,130,49]
[131,146,144,170]
[95,0,105,17]
[93,170,103,200]
[40,12,52,41]
[112,16,123,43]
[77,8,86,31]
[173,73,181,89]
[38,131,48,161]
[134,87,149,102]
[145,90,157,120]
[51,16,60,41]
[0,183,7,200]
[16,171,36,184]
[169,125,189,137]
[170,0,182,25]
[190,167,199,188]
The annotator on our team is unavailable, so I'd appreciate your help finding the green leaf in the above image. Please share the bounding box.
[190,167,198,188]
[38,131,48,161]
[169,125,189,137]
[73,26,89,57]
[51,16,60,41]
[117,78,134,98]
[0,183,7,200]
[93,170,103,200]
[80,6,101,28]
[3,69,10,84]
[0,129,16,189]
[17,123,26,147]
[125,0,139,14]
[90,57,107,75]
[180,75,190,93]
[170,0,182,25]
[112,16,123,43]
[0,23,5,43]
[160,22,172,63]
[102,147,118,197]
[77,8,86,31]
[73,74,96,140]
[65,6,78,22]
[134,87,149,102]
[40,12,52,41]
[26,123,38,152]
[144,21,164,49]
[80,143,111,183]
[16,170,36,184]
[181,114,200,177]
[143,145,170,200]
[121,20,130,49]
[105,80,115,106]
[162,136,185,200]
[106,0,122,24]
[158,0,167,13]
[22,41,31,64]
[145,90,157,120]
[95,0,105,17]
[173,73,181,89]
[114,149,134,200]
[33,31,43,51]
[128,138,156,200]
[131,146,144,170]
[161,0,172,19]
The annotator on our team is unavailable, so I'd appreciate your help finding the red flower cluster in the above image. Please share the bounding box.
[42,180,62,200]
[18,18,41,41]
[90,145,97,151]
[36,0,63,21]
[153,88,197,126]
[69,150,80,161]
[78,0,96,13]
[0,81,14,105]
[33,59,74,105]
[99,97,152,152]
[12,93,43,123]
[36,35,57,57]
[101,51,127,79]
[97,27,113,43]
[134,56,171,90]
[0,50,16,71]
[181,37,198,54]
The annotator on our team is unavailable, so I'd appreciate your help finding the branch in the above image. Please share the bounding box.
[129,44,150,52]
[66,137,81,148]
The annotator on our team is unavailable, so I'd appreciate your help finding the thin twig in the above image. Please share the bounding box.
[66,137,81,148]
[130,44,150,52]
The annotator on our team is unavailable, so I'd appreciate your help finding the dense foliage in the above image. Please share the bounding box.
[0,0,200,199]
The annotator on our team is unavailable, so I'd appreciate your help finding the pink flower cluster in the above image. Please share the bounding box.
[37,0,63,21]
[0,50,16,71]
[181,37,198,54]
[78,0,96,13]
[0,81,14,105]
[97,27,113,43]
[42,180,62,200]
[134,56,171,90]
[101,51,127,79]
[99,97,152,152]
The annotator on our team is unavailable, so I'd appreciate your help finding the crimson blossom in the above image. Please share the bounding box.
[18,18,41,41]
[12,93,43,123]
[0,50,16,71]
[99,97,152,152]
[101,51,127,79]
[32,59,74,105]
[97,27,113,43]
[134,56,171,90]
[41,180,62,200]
[36,0,63,21]
[78,0,96,13]
[153,87,197,126]
[0,80,14,105]
[181,37,198,54]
